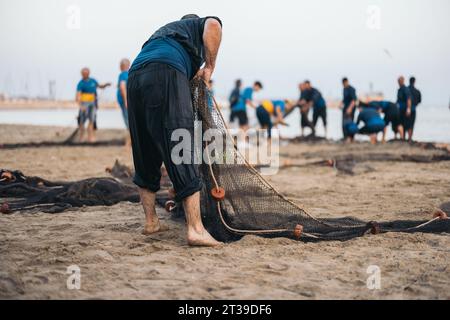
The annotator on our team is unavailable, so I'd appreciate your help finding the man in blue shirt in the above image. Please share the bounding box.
[76,67,110,142]
[228,79,242,112]
[304,81,327,137]
[256,99,293,140]
[295,82,314,137]
[397,76,412,141]
[360,100,404,142]
[356,105,385,144]
[127,14,223,246]
[230,81,263,132]
[340,78,357,142]
[407,76,422,141]
[117,58,131,147]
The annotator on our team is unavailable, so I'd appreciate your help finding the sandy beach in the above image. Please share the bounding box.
[0,124,449,299]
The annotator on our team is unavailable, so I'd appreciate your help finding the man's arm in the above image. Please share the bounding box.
[197,18,222,82]
[76,91,81,104]
[98,82,111,89]
[246,99,257,109]
[119,81,127,108]
[346,100,356,115]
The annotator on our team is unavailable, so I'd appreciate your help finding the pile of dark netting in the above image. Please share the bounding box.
[0,169,139,213]
[0,163,176,214]
[190,78,450,242]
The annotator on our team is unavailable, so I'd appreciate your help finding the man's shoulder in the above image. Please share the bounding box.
[119,71,128,80]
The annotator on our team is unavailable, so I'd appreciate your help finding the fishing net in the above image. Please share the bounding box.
[190,79,450,242]
[0,164,175,214]
[0,169,139,213]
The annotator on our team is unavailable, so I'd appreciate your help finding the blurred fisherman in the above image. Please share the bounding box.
[360,100,403,143]
[408,76,422,141]
[397,76,412,141]
[228,79,242,120]
[76,67,111,142]
[256,99,294,141]
[117,58,131,146]
[340,78,357,142]
[230,81,263,132]
[296,82,314,136]
[356,105,385,144]
[304,81,327,137]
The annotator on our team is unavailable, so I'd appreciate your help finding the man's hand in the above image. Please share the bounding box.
[196,67,213,84]
[406,108,411,117]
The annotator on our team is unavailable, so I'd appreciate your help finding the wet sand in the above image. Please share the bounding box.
[0,124,449,299]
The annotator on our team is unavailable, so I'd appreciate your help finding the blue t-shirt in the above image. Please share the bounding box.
[116,71,129,106]
[343,86,357,112]
[234,87,253,112]
[408,85,421,111]
[309,88,326,110]
[272,100,286,114]
[368,101,395,113]
[77,78,98,94]
[130,37,192,78]
[357,108,384,126]
[397,85,412,111]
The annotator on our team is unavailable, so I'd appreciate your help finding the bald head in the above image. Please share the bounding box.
[81,67,90,79]
[398,76,405,86]
[120,58,130,72]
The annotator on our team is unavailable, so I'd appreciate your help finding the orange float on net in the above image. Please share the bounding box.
[433,209,448,220]
[293,224,303,239]
[165,200,176,213]
[1,202,10,214]
[0,171,14,182]
[211,187,225,201]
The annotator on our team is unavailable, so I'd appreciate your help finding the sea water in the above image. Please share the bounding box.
[0,105,449,143]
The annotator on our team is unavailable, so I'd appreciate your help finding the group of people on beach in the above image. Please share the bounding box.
[339,76,421,144]
[72,14,429,247]
[227,76,422,144]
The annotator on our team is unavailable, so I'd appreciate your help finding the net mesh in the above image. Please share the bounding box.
[190,79,450,242]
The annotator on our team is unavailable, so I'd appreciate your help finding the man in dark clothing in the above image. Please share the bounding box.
[228,79,242,113]
[357,105,385,144]
[341,78,357,142]
[127,14,222,246]
[304,81,327,137]
[296,82,315,136]
[360,100,403,142]
[408,76,422,141]
[397,76,412,141]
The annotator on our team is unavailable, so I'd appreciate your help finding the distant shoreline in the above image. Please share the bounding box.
[0,99,118,110]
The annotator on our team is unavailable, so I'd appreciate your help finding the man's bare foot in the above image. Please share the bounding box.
[142,223,169,235]
[187,229,222,247]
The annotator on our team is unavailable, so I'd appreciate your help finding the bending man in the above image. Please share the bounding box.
[127,14,223,246]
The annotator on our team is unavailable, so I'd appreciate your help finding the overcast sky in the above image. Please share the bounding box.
[1,0,449,105]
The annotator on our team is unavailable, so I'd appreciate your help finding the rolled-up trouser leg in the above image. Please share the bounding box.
[127,63,202,203]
